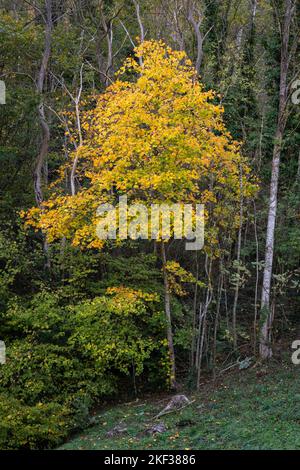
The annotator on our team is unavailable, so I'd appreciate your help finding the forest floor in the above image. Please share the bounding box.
[60,359,300,450]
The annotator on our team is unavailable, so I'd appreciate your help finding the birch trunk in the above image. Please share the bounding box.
[260,0,294,359]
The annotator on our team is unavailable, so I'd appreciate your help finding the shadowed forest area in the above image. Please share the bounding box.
[0,0,299,451]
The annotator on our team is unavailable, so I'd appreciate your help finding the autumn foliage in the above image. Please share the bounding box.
[26,40,256,252]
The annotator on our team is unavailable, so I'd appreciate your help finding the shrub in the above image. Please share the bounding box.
[0,395,72,450]
[0,287,167,448]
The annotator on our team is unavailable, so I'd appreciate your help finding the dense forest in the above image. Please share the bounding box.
[0,0,299,451]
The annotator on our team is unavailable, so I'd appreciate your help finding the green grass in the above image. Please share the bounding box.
[60,362,300,450]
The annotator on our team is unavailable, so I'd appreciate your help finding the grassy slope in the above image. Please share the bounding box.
[60,362,300,450]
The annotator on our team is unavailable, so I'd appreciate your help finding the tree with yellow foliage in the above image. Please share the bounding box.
[26,40,257,388]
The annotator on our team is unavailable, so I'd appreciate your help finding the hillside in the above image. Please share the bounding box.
[60,360,300,451]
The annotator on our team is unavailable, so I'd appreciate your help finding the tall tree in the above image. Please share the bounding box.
[260,0,295,359]
[26,40,255,385]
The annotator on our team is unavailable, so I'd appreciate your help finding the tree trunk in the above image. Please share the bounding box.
[133,0,145,43]
[161,242,176,389]
[34,0,53,270]
[70,64,84,196]
[187,0,204,74]
[34,0,53,207]
[190,253,199,368]
[232,166,244,350]
[260,0,294,359]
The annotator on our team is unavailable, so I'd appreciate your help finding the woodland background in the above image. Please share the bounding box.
[0,0,299,450]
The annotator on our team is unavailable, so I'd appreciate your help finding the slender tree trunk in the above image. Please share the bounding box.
[190,253,199,368]
[197,301,207,389]
[70,64,84,196]
[213,265,223,382]
[195,302,202,371]
[99,1,114,86]
[170,0,185,51]
[232,166,244,350]
[133,0,145,42]
[196,256,212,389]
[34,0,53,270]
[133,0,145,67]
[253,202,259,355]
[260,0,294,359]
[34,0,52,207]
[196,287,212,390]
[161,242,176,389]
[187,0,204,74]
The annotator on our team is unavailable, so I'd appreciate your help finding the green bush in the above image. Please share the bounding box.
[0,395,72,450]
[0,340,115,404]
[0,287,167,448]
